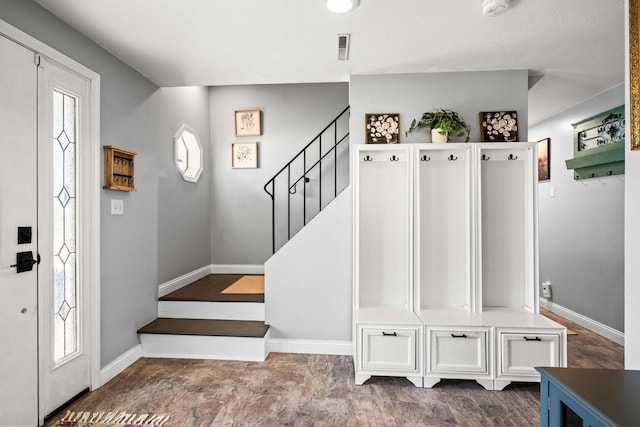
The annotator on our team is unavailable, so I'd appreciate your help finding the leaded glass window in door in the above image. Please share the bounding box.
[52,89,78,363]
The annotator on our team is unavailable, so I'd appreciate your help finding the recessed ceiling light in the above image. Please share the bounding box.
[327,0,360,14]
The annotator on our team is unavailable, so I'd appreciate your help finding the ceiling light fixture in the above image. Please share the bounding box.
[327,0,360,14]
[482,0,510,17]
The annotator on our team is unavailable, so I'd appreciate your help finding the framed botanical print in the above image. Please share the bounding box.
[231,142,258,169]
[479,111,519,142]
[365,113,400,144]
[234,109,261,137]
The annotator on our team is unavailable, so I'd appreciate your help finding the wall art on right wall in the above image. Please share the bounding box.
[537,138,551,181]
[479,111,519,142]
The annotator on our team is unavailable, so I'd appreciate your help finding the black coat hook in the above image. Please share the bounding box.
[448,154,458,161]
[363,155,373,162]
[607,171,614,176]
[390,155,399,162]
[508,154,518,160]
[481,154,490,161]
[420,155,430,162]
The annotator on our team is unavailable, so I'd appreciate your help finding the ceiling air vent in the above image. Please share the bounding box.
[337,33,350,61]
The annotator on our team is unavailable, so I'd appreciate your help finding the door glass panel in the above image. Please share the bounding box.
[53,89,78,363]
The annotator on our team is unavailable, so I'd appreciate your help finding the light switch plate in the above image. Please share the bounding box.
[111,199,124,215]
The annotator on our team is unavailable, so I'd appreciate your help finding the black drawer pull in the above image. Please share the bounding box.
[524,336,542,341]
[451,333,468,338]
[382,332,397,337]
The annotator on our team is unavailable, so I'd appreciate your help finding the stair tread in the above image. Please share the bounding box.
[138,318,269,338]
[160,274,264,303]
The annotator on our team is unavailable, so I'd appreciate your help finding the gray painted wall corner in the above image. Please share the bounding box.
[530,84,624,332]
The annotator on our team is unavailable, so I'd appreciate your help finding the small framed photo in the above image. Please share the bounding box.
[479,111,519,142]
[234,109,261,137]
[231,142,258,169]
[365,113,400,144]
[537,138,551,181]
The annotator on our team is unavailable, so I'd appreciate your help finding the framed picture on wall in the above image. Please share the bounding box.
[479,111,519,142]
[630,0,640,150]
[234,109,262,137]
[365,113,400,144]
[231,142,258,169]
[538,138,551,181]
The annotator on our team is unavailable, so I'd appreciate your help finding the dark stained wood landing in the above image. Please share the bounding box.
[138,318,269,338]
[160,274,264,303]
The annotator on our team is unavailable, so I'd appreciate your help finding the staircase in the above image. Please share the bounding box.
[137,107,350,361]
[264,106,350,253]
[137,274,270,361]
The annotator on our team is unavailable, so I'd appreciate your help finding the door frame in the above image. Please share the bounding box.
[0,19,101,393]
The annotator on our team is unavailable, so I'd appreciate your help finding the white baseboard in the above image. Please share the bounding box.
[158,265,213,297]
[158,264,265,297]
[99,344,142,387]
[210,264,264,274]
[540,298,624,346]
[269,339,352,356]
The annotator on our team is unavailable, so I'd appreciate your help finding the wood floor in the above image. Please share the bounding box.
[160,274,264,303]
[46,311,623,427]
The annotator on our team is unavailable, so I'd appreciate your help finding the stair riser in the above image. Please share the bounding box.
[158,301,265,321]
[140,330,270,362]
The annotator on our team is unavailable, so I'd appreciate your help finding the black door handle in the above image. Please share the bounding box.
[10,251,40,273]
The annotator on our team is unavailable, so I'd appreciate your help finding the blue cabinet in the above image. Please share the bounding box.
[537,367,640,426]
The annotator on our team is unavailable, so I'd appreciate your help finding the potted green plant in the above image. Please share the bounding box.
[405,108,471,143]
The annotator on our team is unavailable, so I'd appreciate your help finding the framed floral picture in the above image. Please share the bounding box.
[479,111,519,142]
[234,109,261,137]
[631,0,640,150]
[365,113,400,144]
[537,138,551,181]
[231,142,258,169]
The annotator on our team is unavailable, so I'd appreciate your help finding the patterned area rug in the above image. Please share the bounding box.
[56,411,169,426]
[221,275,264,294]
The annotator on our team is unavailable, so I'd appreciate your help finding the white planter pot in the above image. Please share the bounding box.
[431,128,449,143]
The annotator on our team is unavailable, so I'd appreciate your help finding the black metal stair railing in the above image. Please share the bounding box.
[264,106,350,254]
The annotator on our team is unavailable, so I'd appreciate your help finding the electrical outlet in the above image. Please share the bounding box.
[541,281,552,298]
[111,199,124,215]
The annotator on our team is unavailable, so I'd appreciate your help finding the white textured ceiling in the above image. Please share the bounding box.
[34,0,624,125]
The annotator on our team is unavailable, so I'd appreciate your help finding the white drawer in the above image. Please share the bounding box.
[427,328,489,374]
[361,327,417,371]
[498,332,561,378]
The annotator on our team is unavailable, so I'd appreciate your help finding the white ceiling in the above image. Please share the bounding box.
[34,0,624,125]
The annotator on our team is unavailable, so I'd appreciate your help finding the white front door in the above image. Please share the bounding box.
[0,33,39,427]
[37,56,92,420]
[0,31,96,425]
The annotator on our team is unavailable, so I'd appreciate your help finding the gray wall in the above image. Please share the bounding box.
[0,0,212,366]
[349,70,529,145]
[530,84,624,332]
[209,83,349,265]
[154,87,211,284]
